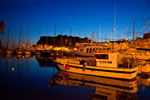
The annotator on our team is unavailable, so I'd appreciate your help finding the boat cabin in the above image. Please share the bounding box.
[95,53,118,68]
[77,45,111,55]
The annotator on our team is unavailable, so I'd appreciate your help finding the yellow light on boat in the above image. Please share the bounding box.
[74,48,77,50]
[12,68,14,72]
[131,52,135,55]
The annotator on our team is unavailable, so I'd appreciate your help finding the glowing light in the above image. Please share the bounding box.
[12,68,14,72]
[74,48,77,50]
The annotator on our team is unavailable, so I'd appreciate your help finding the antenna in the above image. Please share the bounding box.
[114,0,116,41]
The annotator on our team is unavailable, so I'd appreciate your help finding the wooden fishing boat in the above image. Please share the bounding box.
[54,52,138,80]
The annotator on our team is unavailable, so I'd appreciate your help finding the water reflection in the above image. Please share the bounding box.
[35,55,56,67]
[1,56,150,100]
[0,56,58,100]
[50,71,138,100]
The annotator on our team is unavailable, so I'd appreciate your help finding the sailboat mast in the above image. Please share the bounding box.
[100,24,101,42]
[27,24,29,48]
[19,24,22,49]
[133,21,135,41]
[114,0,116,41]
[54,24,56,47]
[8,24,10,49]
[61,30,63,46]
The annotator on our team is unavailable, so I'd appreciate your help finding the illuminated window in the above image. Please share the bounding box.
[90,48,92,53]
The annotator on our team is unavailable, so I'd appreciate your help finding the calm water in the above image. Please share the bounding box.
[0,56,150,100]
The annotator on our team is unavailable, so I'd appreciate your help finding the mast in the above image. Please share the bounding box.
[133,21,135,41]
[46,27,48,48]
[19,24,22,50]
[8,24,10,49]
[114,0,116,41]
[54,24,56,47]
[100,24,101,42]
[70,27,72,36]
[69,27,72,48]
[97,32,98,42]
[61,30,63,46]
[91,32,94,44]
[27,24,29,48]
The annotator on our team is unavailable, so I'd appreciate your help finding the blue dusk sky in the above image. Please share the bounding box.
[0,0,150,44]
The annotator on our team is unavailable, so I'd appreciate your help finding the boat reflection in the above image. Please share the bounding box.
[137,75,150,86]
[50,71,138,100]
[35,55,56,67]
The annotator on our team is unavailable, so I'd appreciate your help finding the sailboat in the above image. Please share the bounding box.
[16,24,23,55]
[24,24,31,55]
[6,24,13,56]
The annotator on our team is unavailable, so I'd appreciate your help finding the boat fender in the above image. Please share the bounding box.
[65,64,70,70]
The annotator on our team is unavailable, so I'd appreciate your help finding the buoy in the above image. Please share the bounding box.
[12,68,14,72]
[65,64,70,70]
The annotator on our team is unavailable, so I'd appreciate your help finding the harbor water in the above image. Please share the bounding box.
[0,56,150,100]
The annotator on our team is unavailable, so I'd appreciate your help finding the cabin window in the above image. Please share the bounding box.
[90,48,92,53]
[86,48,89,53]
[95,54,109,59]
[93,48,95,52]
[107,48,110,50]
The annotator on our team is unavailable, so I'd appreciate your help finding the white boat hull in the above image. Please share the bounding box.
[55,58,138,80]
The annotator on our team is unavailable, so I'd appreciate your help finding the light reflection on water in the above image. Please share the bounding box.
[0,56,150,100]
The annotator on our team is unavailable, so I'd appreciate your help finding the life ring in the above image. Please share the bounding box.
[65,64,70,70]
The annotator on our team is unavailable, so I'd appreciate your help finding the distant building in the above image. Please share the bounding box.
[36,35,91,50]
